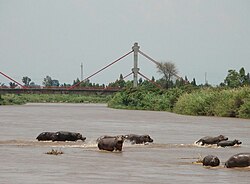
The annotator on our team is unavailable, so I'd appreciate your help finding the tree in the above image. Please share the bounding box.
[156,61,178,89]
[191,78,197,86]
[43,76,53,87]
[22,76,31,86]
[224,69,240,87]
[52,80,60,87]
[117,74,125,88]
[9,82,18,88]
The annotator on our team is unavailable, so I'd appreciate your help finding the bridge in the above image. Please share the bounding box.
[0,43,183,95]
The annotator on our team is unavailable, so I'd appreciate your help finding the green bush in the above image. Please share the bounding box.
[173,87,250,118]
[0,94,111,104]
[108,87,185,111]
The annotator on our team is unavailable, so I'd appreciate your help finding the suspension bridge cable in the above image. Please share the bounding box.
[123,72,133,80]
[68,50,133,90]
[138,50,185,81]
[138,71,162,89]
[0,71,27,89]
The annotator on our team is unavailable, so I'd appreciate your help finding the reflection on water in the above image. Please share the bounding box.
[0,103,250,184]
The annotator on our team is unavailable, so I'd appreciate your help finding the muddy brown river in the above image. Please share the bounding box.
[0,103,249,183]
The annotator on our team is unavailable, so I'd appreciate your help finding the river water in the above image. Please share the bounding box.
[0,103,249,184]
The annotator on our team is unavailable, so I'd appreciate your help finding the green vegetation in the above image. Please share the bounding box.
[0,94,111,105]
[1,66,250,119]
[108,86,250,119]
[108,87,185,111]
[173,87,250,119]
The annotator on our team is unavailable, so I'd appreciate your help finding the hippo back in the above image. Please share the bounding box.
[203,155,220,167]
[36,132,56,141]
[217,140,242,147]
[225,153,250,168]
[52,131,86,141]
[125,134,153,144]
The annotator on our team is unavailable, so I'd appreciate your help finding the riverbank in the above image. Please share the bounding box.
[1,86,250,119]
[0,94,111,105]
[108,86,250,119]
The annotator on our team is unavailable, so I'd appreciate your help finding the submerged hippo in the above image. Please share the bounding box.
[202,155,220,167]
[225,153,250,168]
[124,134,153,144]
[97,136,124,152]
[196,135,228,146]
[217,139,242,147]
[96,135,123,143]
[52,131,86,142]
[36,132,56,141]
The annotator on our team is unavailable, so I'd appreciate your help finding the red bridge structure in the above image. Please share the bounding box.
[0,43,183,95]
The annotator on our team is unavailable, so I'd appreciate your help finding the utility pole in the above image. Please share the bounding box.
[80,62,83,81]
[205,72,208,85]
[132,42,140,88]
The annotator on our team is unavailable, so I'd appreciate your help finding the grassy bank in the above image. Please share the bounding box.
[108,86,250,119]
[0,94,111,105]
[1,86,250,119]
[173,87,250,119]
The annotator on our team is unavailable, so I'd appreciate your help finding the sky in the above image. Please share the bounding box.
[0,0,250,86]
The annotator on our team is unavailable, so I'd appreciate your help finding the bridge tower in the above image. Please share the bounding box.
[132,42,140,88]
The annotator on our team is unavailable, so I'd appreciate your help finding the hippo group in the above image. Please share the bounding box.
[195,135,248,168]
[36,131,86,142]
[195,135,242,148]
[37,132,153,152]
[36,131,249,169]
[202,153,250,168]
[195,135,228,146]
[96,134,154,152]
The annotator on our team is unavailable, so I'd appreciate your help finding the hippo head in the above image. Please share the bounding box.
[76,133,86,141]
[203,155,220,167]
[115,135,125,142]
[143,135,153,143]
[218,135,228,141]
[114,135,124,151]
[233,139,242,145]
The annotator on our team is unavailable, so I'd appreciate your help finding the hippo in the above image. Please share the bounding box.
[97,136,124,152]
[217,139,242,147]
[52,131,86,142]
[124,134,153,144]
[225,153,250,168]
[36,132,56,141]
[202,155,220,167]
[195,135,228,146]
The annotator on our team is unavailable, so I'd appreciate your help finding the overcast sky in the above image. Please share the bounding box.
[1,0,250,86]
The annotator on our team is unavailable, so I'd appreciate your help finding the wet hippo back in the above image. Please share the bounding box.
[124,134,153,144]
[202,155,220,167]
[52,131,86,142]
[36,132,56,141]
[217,139,242,147]
[225,153,250,168]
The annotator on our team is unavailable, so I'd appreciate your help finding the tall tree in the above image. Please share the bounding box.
[43,76,53,87]
[22,76,31,86]
[156,61,178,89]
